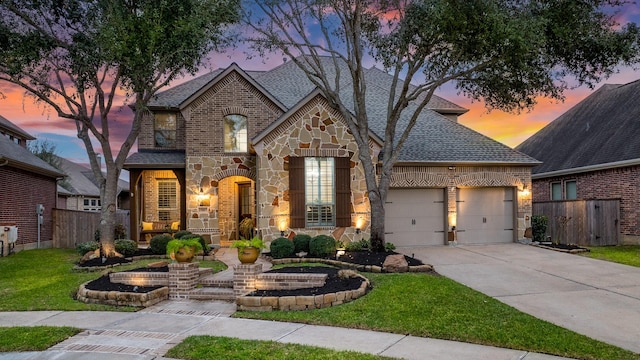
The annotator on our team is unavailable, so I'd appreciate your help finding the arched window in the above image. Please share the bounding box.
[224,114,247,152]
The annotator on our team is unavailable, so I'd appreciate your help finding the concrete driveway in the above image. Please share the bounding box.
[399,243,640,353]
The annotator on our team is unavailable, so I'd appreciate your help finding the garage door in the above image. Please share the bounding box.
[385,189,446,247]
[456,187,514,244]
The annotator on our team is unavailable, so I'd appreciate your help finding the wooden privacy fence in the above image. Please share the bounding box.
[532,199,620,246]
[52,209,130,248]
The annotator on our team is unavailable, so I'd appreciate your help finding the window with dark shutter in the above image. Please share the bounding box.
[289,157,305,228]
[335,157,351,227]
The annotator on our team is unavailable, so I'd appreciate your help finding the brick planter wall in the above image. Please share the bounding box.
[233,263,263,296]
[109,272,169,287]
[255,273,327,290]
[76,281,169,307]
[169,262,200,299]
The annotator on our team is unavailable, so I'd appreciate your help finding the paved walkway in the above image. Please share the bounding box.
[0,246,581,360]
[400,243,640,353]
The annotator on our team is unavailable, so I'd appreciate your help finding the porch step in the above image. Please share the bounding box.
[198,275,233,288]
[188,287,236,301]
[198,268,214,277]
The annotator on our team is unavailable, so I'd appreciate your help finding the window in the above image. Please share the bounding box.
[158,180,177,221]
[154,113,176,148]
[551,182,562,200]
[551,180,577,200]
[224,114,247,152]
[289,157,351,228]
[565,180,577,200]
[83,197,101,211]
[305,158,335,226]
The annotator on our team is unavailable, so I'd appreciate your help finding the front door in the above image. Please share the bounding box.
[238,182,252,238]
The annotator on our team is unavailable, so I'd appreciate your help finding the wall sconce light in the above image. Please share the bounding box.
[196,187,210,207]
[448,165,456,170]
[279,218,287,237]
[519,185,530,197]
[355,217,364,234]
[448,213,457,228]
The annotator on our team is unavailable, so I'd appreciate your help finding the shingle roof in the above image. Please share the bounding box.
[123,150,185,169]
[0,114,35,140]
[516,79,640,174]
[55,156,129,196]
[144,56,538,165]
[0,135,63,177]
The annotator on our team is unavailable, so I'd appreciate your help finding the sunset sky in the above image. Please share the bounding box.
[1,3,639,168]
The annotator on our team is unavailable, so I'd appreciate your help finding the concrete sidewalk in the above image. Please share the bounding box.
[0,300,572,360]
[400,243,640,353]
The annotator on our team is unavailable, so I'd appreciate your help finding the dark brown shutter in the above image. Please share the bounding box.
[335,157,351,227]
[289,157,305,228]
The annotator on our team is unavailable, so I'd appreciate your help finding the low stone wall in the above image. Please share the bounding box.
[255,273,327,291]
[76,281,169,307]
[109,272,169,287]
[271,257,433,273]
[237,274,370,311]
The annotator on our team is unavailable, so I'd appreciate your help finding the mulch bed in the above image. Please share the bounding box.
[535,242,590,253]
[330,251,424,267]
[83,274,164,293]
[247,266,365,297]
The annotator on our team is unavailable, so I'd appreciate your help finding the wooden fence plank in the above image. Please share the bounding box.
[533,199,620,246]
[52,209,131,248]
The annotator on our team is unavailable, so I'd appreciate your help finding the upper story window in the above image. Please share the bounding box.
[224,114,247,152]
[83,197,101,211]
[154,113,176,148]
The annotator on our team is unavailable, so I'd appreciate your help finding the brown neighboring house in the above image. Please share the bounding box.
[516,79,640,244]
[125,58,539,247]
[0,115,64,254]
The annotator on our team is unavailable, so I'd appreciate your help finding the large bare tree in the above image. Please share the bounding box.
[0,0,239,255]
[245,0,638,251]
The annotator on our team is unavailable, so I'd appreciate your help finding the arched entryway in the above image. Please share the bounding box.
[217,175,255,246]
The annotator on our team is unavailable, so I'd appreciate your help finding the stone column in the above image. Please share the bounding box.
[168,262,200,299]
[233,263,263,296]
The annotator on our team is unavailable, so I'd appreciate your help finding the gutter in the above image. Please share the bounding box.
[532,158,640,179]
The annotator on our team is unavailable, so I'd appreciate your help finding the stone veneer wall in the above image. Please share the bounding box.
[254,95,371,243]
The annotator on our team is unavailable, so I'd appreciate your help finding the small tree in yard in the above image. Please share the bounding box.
[245,0,638,251]
[0,0,240,256]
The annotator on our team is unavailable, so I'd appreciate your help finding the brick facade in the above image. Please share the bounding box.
[533,165,640,243]
[0,166,57,251]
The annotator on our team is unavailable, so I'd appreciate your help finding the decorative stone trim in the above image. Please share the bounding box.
[236,274,370,311]
[255,273,327,291]
[271,257,434,273]
[76,281,168,307]
[110,272,168,287]
[212,168,256,182]
[455,173,523,188]
[222,106,249,117]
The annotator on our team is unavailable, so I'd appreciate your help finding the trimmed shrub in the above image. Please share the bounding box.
[270,237,295,259]
[115,239,137,257]
[150,234,173,255]
[175,230,193,239]
[345,239,370,252]
[309,235,337,257]
[76,241,99,255]
[293,234,311,253]
[384,241,397,252]
[532,215,549,243]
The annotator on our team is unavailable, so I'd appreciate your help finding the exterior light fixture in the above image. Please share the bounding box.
[279,218,287,237]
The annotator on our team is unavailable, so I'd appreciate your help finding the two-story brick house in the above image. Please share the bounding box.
[125,58,539,247]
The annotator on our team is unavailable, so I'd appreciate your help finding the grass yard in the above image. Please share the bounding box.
[583,245,640,267]
[166,336,397,360]
[0,248,226,311]
[0,326,81,351]
[236,270,639,360]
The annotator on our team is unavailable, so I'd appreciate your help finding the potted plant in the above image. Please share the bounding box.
[231,235,266,264]
[166,237,204,263]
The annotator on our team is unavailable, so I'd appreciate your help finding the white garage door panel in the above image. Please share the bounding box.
[385,189,445,247]
[457,188,514,244]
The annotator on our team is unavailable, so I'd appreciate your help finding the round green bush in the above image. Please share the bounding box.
[270,237,295,259]
[76,241,99,255]
[150,234,173,255]
[293,234,311,253]
[115,239,137,257]
[309,235,337,257]
[175,230,193,239]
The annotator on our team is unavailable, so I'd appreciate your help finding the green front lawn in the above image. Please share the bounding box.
[0,248,226,311]
[0,326,81,351]
[166,336,397,360]
[583,246,640,267]
[236,270,639,360]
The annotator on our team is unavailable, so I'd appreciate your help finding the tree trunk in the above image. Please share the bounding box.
[99,164,120,257]
[369,191,386,252]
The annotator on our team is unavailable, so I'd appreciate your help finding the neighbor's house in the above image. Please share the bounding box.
[0,115,64,253]
[54,155,130,212]
[516,79,640,244]
[124,58,539,247]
